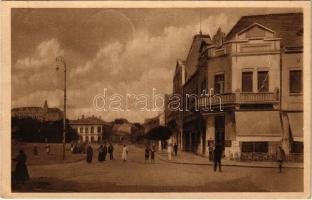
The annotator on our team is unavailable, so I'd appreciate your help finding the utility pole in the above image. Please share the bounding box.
[56,56,67,160]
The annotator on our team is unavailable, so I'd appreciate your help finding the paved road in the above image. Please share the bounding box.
[13,144,303,192]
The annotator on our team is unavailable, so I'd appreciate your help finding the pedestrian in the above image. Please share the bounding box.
[144,145,150,163]
[13,150,29,184]
[108,143,114,160]
[70,142,74,153]
[86,143,93,163]
[173,143,178,157]
[276,146,286,173]
[33,144,38,156]
[167,143,173,161]
[121,144,128,162]
[150,144,155,163]
[45,144,50,155]
[213,144,223,172]
[98,144,104,162]
[103,143,108,161]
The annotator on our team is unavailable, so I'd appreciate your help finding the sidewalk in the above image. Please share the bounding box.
[157,151,303,169]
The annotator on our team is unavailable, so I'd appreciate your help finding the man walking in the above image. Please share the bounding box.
[276,146,286,173]
[108,143,114,160]
[213,144,223,172]
[173,143,178,157]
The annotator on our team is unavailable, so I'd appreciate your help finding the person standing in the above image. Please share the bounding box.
[144,145,150,163]
[98,144,104,162]
[150,144,155,163]
[121,144,128,162]
[167,143,173,161]
[45,144,50,155]
[108,143,114,160]
[86,144,93,163]
[213,144,223,172]
[276,146,286,173]
[173,143,178,157]
[13,150,29,184]
[103,143,108,161]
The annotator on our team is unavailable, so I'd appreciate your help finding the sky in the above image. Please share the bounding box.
[11,8,301,123]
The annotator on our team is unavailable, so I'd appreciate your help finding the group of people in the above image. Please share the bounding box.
[86,143,115,163]
[144,144,156,163]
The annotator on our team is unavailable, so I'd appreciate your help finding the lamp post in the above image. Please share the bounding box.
[56,56,67,160]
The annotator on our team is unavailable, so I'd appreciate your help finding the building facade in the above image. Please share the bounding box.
[12,100,63,121]
[166,13,303,161]
[69,115,109,143]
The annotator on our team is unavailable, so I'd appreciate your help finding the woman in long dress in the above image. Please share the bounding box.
[121,144,128,162]
[98,145,104,162]
[86,144,93,163]
[13,150,29,184]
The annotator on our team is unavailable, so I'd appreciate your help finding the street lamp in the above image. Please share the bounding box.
[56,56,67,160]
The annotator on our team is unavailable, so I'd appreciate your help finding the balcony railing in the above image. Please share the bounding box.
[198,92,279,108]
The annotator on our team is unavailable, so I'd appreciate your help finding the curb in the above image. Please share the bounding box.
[157,154,303,169]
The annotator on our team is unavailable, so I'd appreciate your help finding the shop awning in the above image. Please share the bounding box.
[287,112,303,141]
[235,111,282,137]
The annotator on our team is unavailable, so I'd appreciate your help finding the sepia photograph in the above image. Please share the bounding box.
[0,1,311,198]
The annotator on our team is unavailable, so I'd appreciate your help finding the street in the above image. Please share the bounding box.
[13,144,303,192]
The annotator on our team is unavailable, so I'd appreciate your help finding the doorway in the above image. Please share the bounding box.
[215,116,225,148]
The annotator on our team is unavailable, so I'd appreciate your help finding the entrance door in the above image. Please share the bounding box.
[215,116,225,148]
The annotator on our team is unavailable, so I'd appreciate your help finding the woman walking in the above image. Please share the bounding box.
[144,145,150,163]
[13,150,29,184]
[98,144,104,162]
[121,144,128,162]
[150,144,155,163]
[86,144,93,163]
[167,143,173,161]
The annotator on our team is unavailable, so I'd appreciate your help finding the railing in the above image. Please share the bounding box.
[198,92,279,108]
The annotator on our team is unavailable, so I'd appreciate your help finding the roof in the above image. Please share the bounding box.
[47,108,62,113]
[69,116,107,125]
[226,13,303,47]
[12,107,43,112]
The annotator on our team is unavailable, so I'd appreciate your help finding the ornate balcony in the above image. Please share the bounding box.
[198,92,279,109]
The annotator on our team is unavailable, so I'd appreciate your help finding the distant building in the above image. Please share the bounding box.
[69,115,110,143]
[11,100,63,121]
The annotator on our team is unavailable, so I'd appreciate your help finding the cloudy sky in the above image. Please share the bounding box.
[12,8,300,123]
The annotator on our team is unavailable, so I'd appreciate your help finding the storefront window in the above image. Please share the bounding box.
[291,142,303,153]
[242,142,268,153]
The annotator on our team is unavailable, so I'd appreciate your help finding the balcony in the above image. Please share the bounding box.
[198,92,279,109]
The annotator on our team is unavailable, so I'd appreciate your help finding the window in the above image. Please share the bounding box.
[242,72,253,92]
[214,74,224,94]
[289,70,302,93]
[85,127,89,134]
[242,142,268,153]
[91,127,94,134]
[257,71,269,92]
[242,142,254,152]
[79,127,83,133]
[291,142,303,153]
[97,126,101,133]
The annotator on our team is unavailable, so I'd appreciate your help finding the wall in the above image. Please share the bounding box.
[281,52,303,111]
